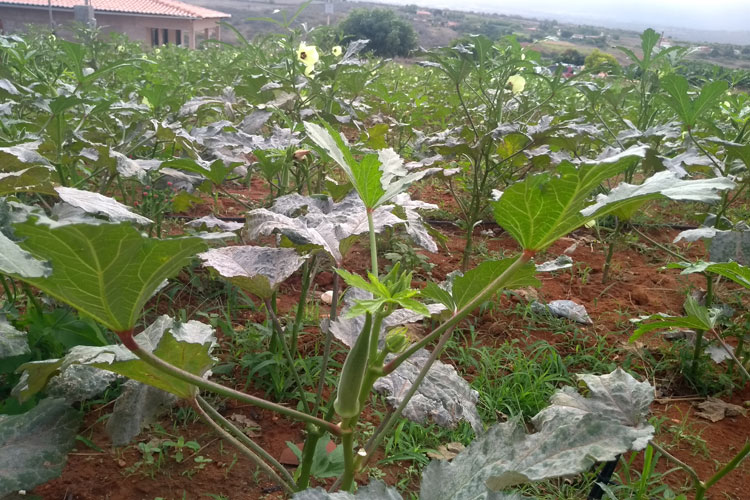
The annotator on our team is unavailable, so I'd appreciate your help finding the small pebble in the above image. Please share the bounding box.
[321,290,333,305]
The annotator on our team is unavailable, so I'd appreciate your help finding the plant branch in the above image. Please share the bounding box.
[384,252,533,374]
[117,330,341,436]
[196,395,297,489]
[191,397,294,494]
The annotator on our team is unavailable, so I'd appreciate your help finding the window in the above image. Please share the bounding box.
[175,29,182,46]
[151,28,159,47]
[162,28,169,44]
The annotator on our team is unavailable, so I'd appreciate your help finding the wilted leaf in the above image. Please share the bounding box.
[535,255,573,272]
[199,246,305,299]
[12,222,206,332]
[419,369,654,500]
[0,398,81,496]
[705,345,733,364]
[46,364,118,403]
[105,380,177,446]
[54,186,152,225]
[427,442,466,461]
[695,397,746,422]
[531,300,593,325]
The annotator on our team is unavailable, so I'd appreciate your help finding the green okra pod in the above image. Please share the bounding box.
[334,312,372,419]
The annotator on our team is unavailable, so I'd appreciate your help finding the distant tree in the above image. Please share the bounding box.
[584,48,620,73]
[339,8,417,58]
[559,48,585,65]
[560,30,573,39]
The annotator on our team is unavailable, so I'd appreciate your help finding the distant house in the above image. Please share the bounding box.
[0,0,230,48]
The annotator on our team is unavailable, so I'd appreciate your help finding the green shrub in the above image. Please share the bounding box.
[339,8,417,58]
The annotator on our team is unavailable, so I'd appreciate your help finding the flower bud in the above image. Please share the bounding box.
[385,327,410,354]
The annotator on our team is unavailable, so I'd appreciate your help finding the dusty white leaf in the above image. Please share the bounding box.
[581,171,735,218]
[531,300,592,324]
[199,246,305,299]
[54,186,152,225]
[419,369,654,500]
[536,255,573,272]
[186,215,244,232]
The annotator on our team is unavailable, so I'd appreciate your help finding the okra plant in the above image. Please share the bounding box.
[1,25,749,500]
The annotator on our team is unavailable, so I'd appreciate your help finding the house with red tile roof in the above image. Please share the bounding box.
[0,0,230,48]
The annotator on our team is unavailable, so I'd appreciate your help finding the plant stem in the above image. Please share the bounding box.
[630,225,687,262]
[264,298,310,409]
[384,252,533,375]
[291,255,317,354]
[649,441,703,491]
[367,209,378,277]
[357,324,456,471]
[195,395,297,490]
[116,330,341,436]
[702,441,750,492]
[339,419,356,492]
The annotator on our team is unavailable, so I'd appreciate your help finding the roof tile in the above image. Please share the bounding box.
[0,0,230,19]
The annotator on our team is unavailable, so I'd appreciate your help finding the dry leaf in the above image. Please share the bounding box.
[228,413,260,437]
[426,442,465,461]
[695,397,747,422]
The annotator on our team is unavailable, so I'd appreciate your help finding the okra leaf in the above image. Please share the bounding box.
[304,122,445,209]
[293,480,404,499]
[14,316,216,401]
[419,369,654,500]
[0,161,55,196]
[105,380,177,446]
[375,349,484,434]
[420,282,456,312]
[630,296,717,342]
[493,147,645,251]
[11,222,206,332]
[580,171,735,219]
[0,319,29,359]
[246,192,404,264]
[660,75,728,128]
[667,261,750,289]
[199,246,306,299]
[452,258,539,309]
[0,231,50,278]
[54,186,153,225]
[0,398,81,496]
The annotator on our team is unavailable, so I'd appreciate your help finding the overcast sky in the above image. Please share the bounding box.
[355,0,750,32]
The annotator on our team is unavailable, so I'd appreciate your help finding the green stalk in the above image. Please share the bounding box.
[116,330,341,436]
[367,209,378,277]
[701,441,750,494]
[291,255,317,354]
[195,395,296,491]
[385,252,534,375]
[339,422,356,491]
[357,324,455,471]
[296,423,323,490]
